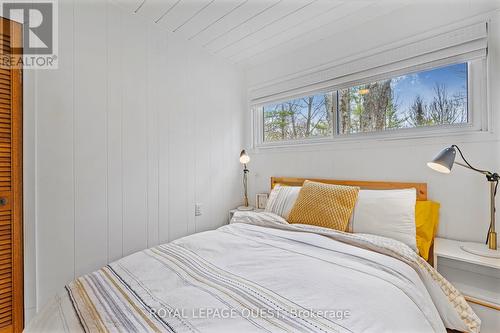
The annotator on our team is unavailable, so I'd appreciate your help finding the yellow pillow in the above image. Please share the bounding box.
[415,201,440,261]
[288,181,359,231]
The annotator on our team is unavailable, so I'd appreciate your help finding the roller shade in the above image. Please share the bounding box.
[249,22,487,105]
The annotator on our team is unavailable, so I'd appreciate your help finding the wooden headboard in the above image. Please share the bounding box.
[270,177,433,264]
[271,177,428,201]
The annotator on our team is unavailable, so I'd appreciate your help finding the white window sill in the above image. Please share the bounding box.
[253,126,497,153]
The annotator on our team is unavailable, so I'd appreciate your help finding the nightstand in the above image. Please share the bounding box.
[228,208,264,223]
[433,238,500,333]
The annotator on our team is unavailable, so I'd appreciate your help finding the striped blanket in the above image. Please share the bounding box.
[27,211,480,333]
[67,244,352,333]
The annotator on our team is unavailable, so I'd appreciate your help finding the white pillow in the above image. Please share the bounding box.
[265,185,301,219]
[351,189,417,251]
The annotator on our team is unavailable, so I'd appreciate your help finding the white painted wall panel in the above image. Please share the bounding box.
[184,44,197,237]
[106,1,125,262]
[146,25,163,248]
[26,1,245,322]
[73,0,108,278]
[193,55,212,233]
[157,64,170,245]
[166,36,189,242]
[23,51,37,326]
[210,78,231,228]
[35,0,75,309]
[121,14,149,256]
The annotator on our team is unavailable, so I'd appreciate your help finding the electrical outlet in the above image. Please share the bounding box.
[195,203,202,217]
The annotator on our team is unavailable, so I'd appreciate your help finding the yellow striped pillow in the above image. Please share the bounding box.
[288,181,359,231]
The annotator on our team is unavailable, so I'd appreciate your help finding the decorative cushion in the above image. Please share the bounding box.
[351,189,418,251]
[265,185,301,219]
[287,181,359,231]
[415,201,440,260]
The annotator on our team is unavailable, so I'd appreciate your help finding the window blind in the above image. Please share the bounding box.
[249,22,487,105]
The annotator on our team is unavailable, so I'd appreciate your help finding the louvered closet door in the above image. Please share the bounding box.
[0,18,23,333]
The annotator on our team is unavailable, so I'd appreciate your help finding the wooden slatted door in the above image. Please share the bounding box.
[0,18,23,333]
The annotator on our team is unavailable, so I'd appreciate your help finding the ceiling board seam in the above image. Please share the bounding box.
[202,0,282,47]
[134,0,146,13]
[213,0,317,54]
[235,0,417,64]
[173,0,216,33]
[226,1,346,60]
[233,2,381,64]
[188,0,248,41]
[154,0,181,24]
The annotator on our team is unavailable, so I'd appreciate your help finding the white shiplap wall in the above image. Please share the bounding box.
[24,0,245,322]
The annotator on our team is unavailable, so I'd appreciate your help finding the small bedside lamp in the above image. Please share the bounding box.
[238,150,254,211]
[428,145,500,258]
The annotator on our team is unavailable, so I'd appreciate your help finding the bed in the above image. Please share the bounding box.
[26,178,480,333]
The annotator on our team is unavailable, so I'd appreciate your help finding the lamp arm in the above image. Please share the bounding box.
[454,161,491,176]
[452,145,492,176]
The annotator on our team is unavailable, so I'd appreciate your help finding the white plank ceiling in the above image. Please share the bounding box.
[110,0,412,66]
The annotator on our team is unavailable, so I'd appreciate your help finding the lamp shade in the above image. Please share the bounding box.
[427,146,456,174]
[239,150,250,164]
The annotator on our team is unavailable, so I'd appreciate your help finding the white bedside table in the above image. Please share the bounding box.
[434,238,500,333]
[228,208,264,223]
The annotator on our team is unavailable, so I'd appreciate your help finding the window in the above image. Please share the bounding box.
[258,62,473,145]
[338,63,468,134]
[263,93,334,142]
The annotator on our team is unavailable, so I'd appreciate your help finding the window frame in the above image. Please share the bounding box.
[252,58,488,149]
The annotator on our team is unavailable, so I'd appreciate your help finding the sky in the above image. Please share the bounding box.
[392,63,468,113]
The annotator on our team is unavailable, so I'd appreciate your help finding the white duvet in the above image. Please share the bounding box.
[26,211,479,333]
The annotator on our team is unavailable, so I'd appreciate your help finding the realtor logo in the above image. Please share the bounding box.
[0,0,58,69]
